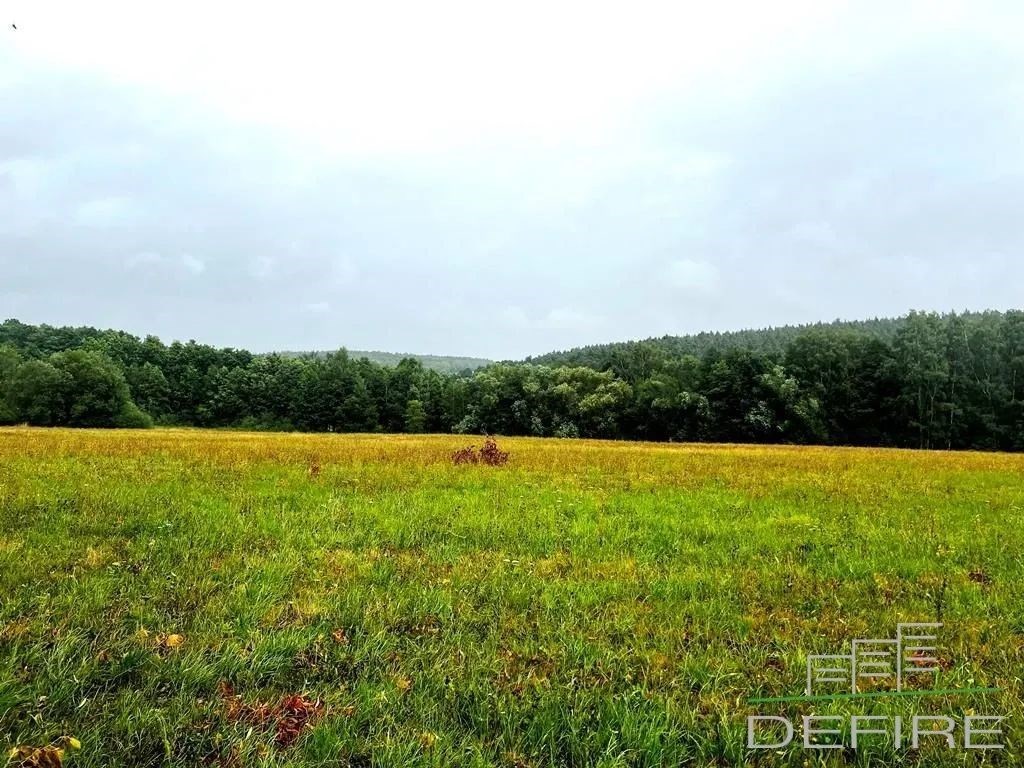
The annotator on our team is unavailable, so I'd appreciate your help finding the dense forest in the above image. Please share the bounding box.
[526,316,905,366]
[2,311,1024,450]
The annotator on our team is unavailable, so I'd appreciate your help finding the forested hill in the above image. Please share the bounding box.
[278,349,491,374]
[3,311,1024,452]
[0,321,490,374]
[527,316,905,368]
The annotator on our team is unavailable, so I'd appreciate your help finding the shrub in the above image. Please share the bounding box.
[452,438,509,466]
[452,445,478,465]
[453,416,476,435]
[479,437,509,465]
[554,421,580,439]
[114,402,154,428]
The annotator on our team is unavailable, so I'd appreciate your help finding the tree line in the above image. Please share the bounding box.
[527,315,909,367]
[2,311,1023,450]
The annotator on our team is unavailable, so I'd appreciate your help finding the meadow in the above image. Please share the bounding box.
[1,427,1022,766]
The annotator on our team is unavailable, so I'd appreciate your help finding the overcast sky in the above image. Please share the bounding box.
[2,1,1023,359]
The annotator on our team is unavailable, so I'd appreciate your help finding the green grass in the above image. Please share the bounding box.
[1,428,1023,766]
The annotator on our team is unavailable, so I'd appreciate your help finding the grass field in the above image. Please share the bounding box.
[1,428,1023,766]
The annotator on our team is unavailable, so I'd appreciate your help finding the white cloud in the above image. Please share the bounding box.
[499,306,603,332]
[125,251,163,268]
[330,257,358,286]
[789,221,841,249]
[124,251,206,277]
[667,259,720,294]
[668,150,734,180]
[500,306,530,330]
[249,255,275,280]
[543,307,603,331]
[74,196,137,228]
[6,0,846,157]
[180,253,206,275]
[0,157,47,197]
[5,0,1024,358]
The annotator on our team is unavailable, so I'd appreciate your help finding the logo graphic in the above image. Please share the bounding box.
[746,622,1006,751]
[808,621,940,695]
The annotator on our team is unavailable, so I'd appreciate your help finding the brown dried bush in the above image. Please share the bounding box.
[452,438,509,466]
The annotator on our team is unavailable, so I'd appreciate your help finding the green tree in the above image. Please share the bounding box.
[0,344,24,423]
[50,350,150,427]
[8,359,70,426]
[893,312,950,449]
[340,376,379,432]
[126,362,170,420]
[404,398,427,433]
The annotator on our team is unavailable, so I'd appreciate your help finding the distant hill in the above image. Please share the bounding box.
[280,349,492,374]
[524,316,906,368]
[350,350,492,374]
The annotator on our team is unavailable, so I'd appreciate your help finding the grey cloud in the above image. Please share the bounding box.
[2,15,1024,359]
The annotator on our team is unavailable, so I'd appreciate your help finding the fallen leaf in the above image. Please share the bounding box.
[7,737,79,767]
[969,569,992,585]
[219,684,323,748]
